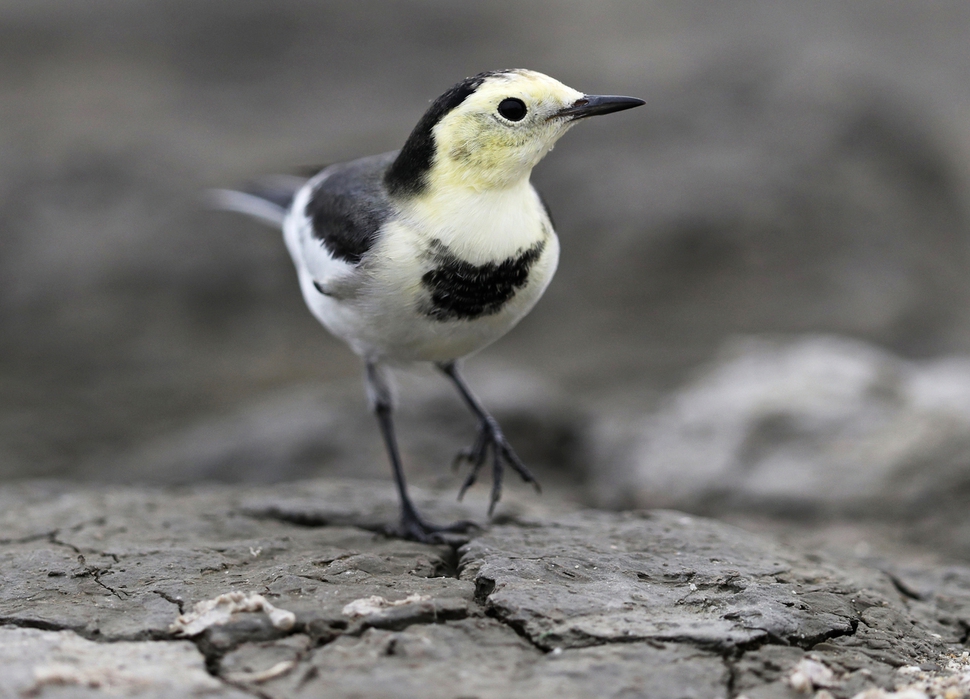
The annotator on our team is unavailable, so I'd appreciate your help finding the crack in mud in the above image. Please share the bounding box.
[482,606,552,653]
[241,505,484,549]
[0,616,89,636]
[885,571,926,601]
[90,568,130,600]
[0,532,56,546]
[153,589,185,614]
[48,531,81,553]
[801,618,860,650]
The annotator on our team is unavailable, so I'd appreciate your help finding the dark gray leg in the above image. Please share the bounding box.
[366,361,476,542]
[438,361,541,515]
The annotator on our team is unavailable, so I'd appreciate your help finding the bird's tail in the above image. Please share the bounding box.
[205,174,307,228]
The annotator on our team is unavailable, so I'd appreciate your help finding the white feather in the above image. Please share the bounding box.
[205,189,287,228]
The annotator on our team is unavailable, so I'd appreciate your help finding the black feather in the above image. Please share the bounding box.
[306,152,396,264]
[421,238,545,321]
[384,70,515,198]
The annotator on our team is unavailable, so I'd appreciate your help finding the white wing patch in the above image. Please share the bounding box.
[284,173,362,299]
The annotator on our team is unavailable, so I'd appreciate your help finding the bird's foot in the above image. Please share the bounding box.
[388,509,479,545]
[453,417,541,515]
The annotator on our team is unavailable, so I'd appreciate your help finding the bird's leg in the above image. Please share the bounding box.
[366,362,476,543]
[438,361,541,515]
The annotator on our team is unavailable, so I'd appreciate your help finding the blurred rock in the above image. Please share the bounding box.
[4,1,970,483]
[592,335,970,518]
[86,362,586,497]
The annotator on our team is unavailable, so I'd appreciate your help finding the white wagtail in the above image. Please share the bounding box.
[213,69,643,541]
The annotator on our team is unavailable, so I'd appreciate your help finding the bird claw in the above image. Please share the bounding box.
[452,430,487,470]
[388,511,480,544]
[453,418,541,515]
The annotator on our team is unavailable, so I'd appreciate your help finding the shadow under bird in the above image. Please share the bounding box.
[212,69,643,542]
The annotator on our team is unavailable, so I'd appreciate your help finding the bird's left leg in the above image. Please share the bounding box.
[437,361,541,515]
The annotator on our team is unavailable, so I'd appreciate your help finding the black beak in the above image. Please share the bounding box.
[552,94,645,121]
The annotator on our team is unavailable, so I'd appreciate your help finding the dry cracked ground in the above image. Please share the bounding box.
[1,479,969,699]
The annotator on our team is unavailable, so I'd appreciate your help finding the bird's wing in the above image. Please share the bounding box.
[286,151,399,297]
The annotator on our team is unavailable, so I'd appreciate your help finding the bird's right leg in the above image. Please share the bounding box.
[366,361,476,543]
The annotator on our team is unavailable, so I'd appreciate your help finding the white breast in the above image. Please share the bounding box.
[284,176,559,363]
[400,179,551,263]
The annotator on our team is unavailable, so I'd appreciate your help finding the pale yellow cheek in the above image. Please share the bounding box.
[433,110,571,190]
[447,117,529,164]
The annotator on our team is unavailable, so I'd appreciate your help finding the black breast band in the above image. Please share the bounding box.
[421,239,546,321]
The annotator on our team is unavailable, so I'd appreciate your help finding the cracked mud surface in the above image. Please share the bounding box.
[1,479,969,698]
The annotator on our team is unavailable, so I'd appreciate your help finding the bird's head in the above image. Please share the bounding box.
[385,69,644,196]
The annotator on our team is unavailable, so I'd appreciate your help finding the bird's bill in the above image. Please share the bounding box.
[551,95,645,120]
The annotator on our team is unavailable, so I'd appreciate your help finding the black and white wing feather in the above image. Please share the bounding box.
[285,151,398,298]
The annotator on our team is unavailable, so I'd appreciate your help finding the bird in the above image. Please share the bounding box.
[212,69,643,542]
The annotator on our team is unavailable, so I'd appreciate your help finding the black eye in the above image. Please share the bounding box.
[497,97,527,122]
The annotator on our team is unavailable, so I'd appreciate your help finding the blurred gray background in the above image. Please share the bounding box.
[4,0,970,557]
